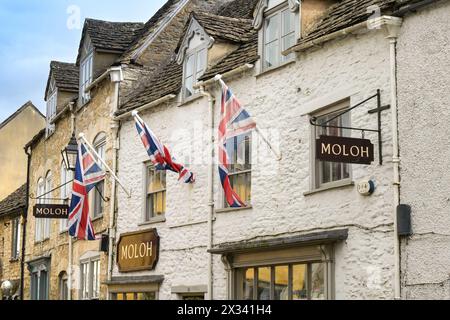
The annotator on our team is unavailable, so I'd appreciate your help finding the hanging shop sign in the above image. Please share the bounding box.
[33,204,70,219]
[316,136,374,165]
[117,229,160,273]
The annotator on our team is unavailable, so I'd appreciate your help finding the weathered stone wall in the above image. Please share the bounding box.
[116,28,398,300]
[0,213,23,299]
[24,81,116,300]
[397,0,450,300]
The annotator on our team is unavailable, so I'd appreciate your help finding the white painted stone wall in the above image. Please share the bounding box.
[116,27,398,300]
[397,0,450,300]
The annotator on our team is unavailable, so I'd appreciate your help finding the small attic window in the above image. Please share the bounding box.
[184,47,207,98]
[254,0,300,71]
[79,39,94,106]
[46,79,57,137]
[176,18,213,101]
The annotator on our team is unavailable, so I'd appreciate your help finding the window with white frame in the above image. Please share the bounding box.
[183,47,207,99]
[261,1,298,71]
[46,85,57,136]
[60,162,73,232]
[80,257,100,300]
[59,272,69,300]
[144,163,166,221]
[312,102,351,189]
[224,133,252,208]
[92,133,106,219]
[43,172,52,238]
[11,216,21,260]
[79,40,94,105]
[35,178,45,242]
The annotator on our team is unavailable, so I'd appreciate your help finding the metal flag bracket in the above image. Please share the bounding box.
[310,90,390,165]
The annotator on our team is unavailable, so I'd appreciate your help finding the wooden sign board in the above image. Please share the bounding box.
[117,229,160,273]
[317,136,374,165]
[33,204,69,219]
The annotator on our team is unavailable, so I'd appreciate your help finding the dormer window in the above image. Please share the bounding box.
[254,0,300,71]
[184,47,207,98]
[80,39,94,105]
[176,18,213,101]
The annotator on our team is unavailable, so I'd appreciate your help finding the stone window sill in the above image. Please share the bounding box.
[256,60,296,79]
[34,238,50,245]
[9,258,20,263]
[92,215,104,223]
[304,180,355,196]
[215,205,253,214]
[177,93,203,108]
[139,216,167,226]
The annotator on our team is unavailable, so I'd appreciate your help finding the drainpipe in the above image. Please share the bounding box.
[385,18,403,300]
[68,102,75,301]
[107,67,123,294]
[21,146,32,300]
[199,85,215,301]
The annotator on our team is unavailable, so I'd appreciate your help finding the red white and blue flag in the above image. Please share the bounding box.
[69,142,106,241]
[134,114,195,184]
[218,80,256,208]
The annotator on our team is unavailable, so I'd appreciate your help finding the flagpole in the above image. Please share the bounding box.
[213,75,283,161]
[78,133,132,198]
[68,235,72,300]
[255,126,283,161]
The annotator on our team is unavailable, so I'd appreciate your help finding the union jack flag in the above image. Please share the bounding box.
[69,142,106,240]
[218,80,256,208]
[134,114,195,184]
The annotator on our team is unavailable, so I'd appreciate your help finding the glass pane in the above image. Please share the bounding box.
[257,267,271,300]
[116,293,124,301]
[332,162,343,181]
[196,48,207,75]
[311,263,326,300]
[141,292,156,300]
[265,41,279,69]
[282,33,295,59]
[274,266,289,300]
[292,264,307,300]
[185,54,195,77]
[243,268,255,300]
[146,194,153,220]
[265,14,279,43]
[153,191,165,216]
[321,162,331,184]
[282,9,295,35]
[185,76,194,98]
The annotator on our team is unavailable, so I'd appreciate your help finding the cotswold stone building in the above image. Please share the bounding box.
[0,185,27,300]
[108,0,449,300]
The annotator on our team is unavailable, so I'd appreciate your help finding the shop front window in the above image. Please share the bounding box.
[112,292,156,300]
[236,262,326,300]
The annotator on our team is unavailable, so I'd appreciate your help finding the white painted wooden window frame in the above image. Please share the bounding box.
[182,45,207,101]
[80,256,101,300]
[142,161,167,223]
[79,40,94,106]
[259,1,299,72]
[309,100,353,192]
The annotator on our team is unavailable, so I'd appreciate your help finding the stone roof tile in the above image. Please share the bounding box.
[0,184,27,217]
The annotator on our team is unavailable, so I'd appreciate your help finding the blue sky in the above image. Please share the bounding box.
[0,0,166,123]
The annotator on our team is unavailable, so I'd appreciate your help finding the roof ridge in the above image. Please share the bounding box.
[193,11,254,23]
[85,18,144,25]
[0,101,43,131]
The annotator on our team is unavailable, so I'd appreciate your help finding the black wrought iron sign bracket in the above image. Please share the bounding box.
[310,90,390,165]
[29,179,109,202]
